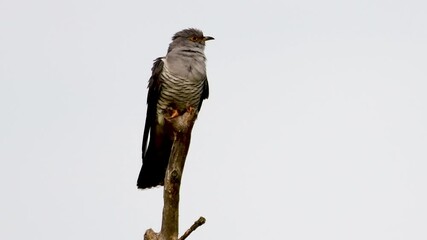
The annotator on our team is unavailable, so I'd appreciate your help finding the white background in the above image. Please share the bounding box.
[1,0,426,239]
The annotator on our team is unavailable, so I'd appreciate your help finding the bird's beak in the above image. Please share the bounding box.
[204,36,215,41]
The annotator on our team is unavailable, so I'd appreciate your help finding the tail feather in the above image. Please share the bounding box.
[137,136,172,189]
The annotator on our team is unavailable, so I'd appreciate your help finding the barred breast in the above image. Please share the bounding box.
[156,51,207,121]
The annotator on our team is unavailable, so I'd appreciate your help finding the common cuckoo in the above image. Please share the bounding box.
[137,28,214,189]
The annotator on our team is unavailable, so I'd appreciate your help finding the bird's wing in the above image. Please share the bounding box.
[142,57,164,158]
[198,77,209,111]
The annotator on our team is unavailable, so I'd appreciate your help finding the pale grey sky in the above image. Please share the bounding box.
[1,0,426,239]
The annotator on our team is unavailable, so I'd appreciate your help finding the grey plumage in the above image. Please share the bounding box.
[137,28,213,189]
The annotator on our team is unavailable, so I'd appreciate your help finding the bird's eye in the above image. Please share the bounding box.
[189,36,198,42]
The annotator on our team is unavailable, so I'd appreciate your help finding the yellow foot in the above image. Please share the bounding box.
[170,109,179,118]
[186,106,195,114]
[165,107,180,119]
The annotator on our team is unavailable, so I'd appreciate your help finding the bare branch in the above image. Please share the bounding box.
[159,109,197,240]
[144,229,159,240]
[143,108,206,240]
[178,217,206,240]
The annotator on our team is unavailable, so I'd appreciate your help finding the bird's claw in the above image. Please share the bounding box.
[165,105,195,120]
[186,106,195,114]
[170,109,179,118]
[165,107,179,119]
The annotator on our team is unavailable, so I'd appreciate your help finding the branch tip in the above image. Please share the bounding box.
[178,216,207,240]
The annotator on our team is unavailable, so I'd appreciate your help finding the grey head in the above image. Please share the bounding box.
[167,28,214,53]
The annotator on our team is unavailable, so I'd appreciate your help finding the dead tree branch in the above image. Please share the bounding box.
[178,217,206,240]
[144,108,206,240]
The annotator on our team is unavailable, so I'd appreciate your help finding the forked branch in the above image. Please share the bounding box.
[144,108,206,240]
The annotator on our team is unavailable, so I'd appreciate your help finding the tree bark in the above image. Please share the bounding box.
[144,108,205,240]
[159,112,194,240]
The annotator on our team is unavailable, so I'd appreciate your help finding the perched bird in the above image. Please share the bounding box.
[137,28,214,189]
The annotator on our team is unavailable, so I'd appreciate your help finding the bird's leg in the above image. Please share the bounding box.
[165,104,195,120]
[185,102,196,115]
[170,109,179,118]
[165,106,180,119]
[186,106,195,114]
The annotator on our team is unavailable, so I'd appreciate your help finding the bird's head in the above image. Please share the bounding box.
[168,28,214,52]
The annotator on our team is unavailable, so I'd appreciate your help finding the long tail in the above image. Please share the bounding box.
[137,133,172,189]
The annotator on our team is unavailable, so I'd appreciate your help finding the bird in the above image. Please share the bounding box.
[137,28,214,189]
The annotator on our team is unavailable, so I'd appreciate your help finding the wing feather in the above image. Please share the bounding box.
[198,77,209,111]
[142,57,164,158]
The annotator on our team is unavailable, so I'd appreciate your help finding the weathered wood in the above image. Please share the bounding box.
[178,217,206,240]
[144,229,159,240]
[144,108,202,240]
[160,112,194,240]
